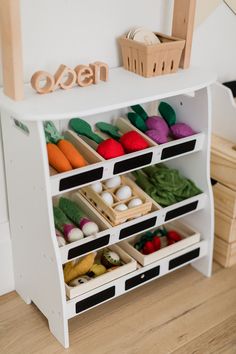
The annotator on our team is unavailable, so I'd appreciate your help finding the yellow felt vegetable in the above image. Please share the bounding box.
[64,252,96,284]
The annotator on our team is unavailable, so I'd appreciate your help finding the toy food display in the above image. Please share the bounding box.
[120,221,200,266]
[53,197,100,244]
[80,175,153,226]
[65,248,122,285]
[69,118,149,159]
[44,121,87,172]
[134,227,182,255]
[53,206,84,243]
[59,197,99,236]
[127,103,196,144]
[133,164,202,207]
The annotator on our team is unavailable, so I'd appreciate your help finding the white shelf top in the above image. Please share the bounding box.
[0,67,217,121]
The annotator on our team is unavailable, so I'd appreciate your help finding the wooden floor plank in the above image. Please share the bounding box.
[173,314,236,354]
[0,264,236,354]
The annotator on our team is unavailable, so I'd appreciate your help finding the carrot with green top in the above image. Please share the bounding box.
[44,121,87,172]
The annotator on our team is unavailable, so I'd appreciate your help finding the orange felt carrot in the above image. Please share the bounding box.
[57,140,87,168]
[47,143,73,173]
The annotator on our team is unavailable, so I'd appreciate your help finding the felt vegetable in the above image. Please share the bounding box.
[56,229,66,247]
[70,118,104,144]
[87,264,107,277]
[95,122,121,140]
[131,104,148,120]
[44,121,86,170]
[64,252,96,283]
[119,131,149,153]
[96,121,149,153]
[70,118,125,159]
[170,123,195,139]
[152,236,161,251]
[158,102,176,126]
[46,143,73,173]
[97,139,125,159]
[101,249,121,268]
[143,241,155,255]
[167,230,182,242]
[133,164,202,207]
[145,129,168,144]
[53,206,84,242]
[59,197,99,237]
[127,112,147,132]
[146,116,169,136]
[69,275,91,287]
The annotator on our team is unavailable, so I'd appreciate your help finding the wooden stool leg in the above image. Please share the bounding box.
[0,0,24,100]
[172,0,196,69]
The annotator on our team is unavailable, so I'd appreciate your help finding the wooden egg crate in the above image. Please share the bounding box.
[119,220,200,266]
[65,244,137,299]
[79,175,154,226]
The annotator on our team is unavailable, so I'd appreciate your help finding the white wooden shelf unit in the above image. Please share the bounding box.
[0,67,216,348]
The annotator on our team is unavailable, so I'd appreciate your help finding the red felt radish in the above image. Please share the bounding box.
[119,131,149,153]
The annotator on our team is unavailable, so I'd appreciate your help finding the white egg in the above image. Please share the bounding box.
[105,176,121,189]
[114,203,128,212]
[116,185,132,200]
[128,198,143,209]
[101,191,114,206]
[91,182,103,194]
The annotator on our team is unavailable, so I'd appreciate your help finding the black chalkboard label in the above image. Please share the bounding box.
[119,217,157,240]
[76,286,115,313]
[125,266,160,290]
[68,234,110,260]
[59,167,103,191]
[169,248,200,270]
[165,200,198,221]
[113,153,153,174]
[161,140,196,160]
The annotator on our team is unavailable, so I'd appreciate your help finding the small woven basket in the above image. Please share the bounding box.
[119,32,185,78]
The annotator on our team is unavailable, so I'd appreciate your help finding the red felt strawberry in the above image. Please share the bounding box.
[143,241,155,255]
[167,230,182,242]
[119,131,149,153]
[152,236,161,251]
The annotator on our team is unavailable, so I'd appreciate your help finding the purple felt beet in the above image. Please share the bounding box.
[146,116,169,136]
[146,130,169,144]
[171,123,196,139]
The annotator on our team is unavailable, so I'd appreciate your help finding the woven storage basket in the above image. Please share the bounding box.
[119,32,185,78]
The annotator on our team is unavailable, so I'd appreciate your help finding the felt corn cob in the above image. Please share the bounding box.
[53,206,84,242]
[59,197,99,237]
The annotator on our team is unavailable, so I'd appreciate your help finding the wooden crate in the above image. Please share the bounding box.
[119,33,185,78]
[65,244,137,299]
[213,182,236,219]
[214,236,236,268]
[211,135,236,191]
[80,176,156,226]
[215,208,236,243]
[120,220,200,266]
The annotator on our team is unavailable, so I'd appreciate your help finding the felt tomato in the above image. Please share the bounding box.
[167,230,182,242]
[143,241,155,255]
[152,236,161,251]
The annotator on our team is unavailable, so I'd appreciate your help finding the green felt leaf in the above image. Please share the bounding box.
[158,102,176,126]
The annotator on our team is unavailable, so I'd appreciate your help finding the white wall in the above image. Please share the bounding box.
[0,0,236,295]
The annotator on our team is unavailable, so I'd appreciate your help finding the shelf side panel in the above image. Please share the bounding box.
[1,113,69,348]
